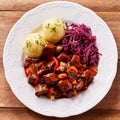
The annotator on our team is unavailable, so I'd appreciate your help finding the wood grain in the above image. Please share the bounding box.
[0,11,25,60]
[0,108,120,120]
[0,11,120,59]
[0,0,120,12]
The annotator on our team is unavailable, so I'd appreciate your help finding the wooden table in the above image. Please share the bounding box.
[0,0,120,119]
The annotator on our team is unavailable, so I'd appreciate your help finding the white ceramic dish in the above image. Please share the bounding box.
[3,1,118,117]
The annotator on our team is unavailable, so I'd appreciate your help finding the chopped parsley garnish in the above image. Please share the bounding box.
[56,19,60,23]
[38,35,42,39]
[63,26,66,31]
[62,21,64,24]
[39,40,45,46]
[51,27,56,32]
[35,40,39,44]
[55,23,61,27]
[26,41,32,48]
[46,23,50,29]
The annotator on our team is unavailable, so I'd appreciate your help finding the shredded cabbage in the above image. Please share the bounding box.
[62,23,100,66]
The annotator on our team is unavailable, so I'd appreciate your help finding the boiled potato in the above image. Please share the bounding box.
[42,18,66,43]
[23,33,46,57]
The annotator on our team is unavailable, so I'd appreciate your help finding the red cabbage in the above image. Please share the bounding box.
[62,23,100,66]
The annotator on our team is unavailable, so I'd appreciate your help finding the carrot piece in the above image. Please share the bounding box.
[89,66,98,76]
[50,95,55,100]
[67,66,78,73]
[25,67,33,76]
[73,89,77,96]
[72,79,77,85]
[58,73,67,79]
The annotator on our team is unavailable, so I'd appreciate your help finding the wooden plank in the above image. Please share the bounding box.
[0,0,120,12]
[0,59,120,109]
[0,11,25,60]
[97,12,120,21]
[0,11,120,59]
[0,108,120,120]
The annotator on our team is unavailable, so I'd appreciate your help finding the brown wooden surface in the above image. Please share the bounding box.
[0,0,120,119]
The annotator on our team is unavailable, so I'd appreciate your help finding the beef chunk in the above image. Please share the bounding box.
[62,91,73,98]
[43,73,58,86]
[24,57,39,68]
[87,74,94,84]
[34,61,47,77]
[46,60,55,72]
[70,54,81,69]
[28,74,37,86]
[54,89,62,98]
[57,53,69,62]
[35,61,44,71]
[81,70,93,83]
[37,65,46,77]
[67,72,78,79]
[56,62,67,73]
[56,65,67,73]
[57,79,72,92]
[76,80,84,91]
[35,84,48,97]
[41,42,56,58]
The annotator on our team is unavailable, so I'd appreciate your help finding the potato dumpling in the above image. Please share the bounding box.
[42,18,66,43]
[23,33,46,57]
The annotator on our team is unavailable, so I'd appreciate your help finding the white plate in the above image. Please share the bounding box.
[3,1,118,117]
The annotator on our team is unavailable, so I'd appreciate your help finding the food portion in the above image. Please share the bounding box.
[42,18,66,43]
[23,33,46,57]
[24,51,98,99]
[62,23,99,66]
[23,18,100,100]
